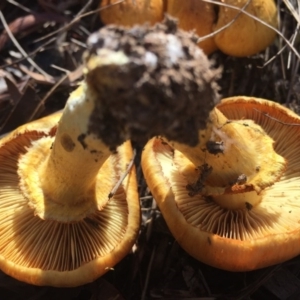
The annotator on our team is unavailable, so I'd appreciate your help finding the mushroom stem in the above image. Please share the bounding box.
[17,82,120,221]
[39,84,112,206]
[166,106,286,199]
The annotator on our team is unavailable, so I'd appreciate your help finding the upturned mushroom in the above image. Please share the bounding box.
[0,17,220,286]
[100,0,278,56]
[142,96,300,271]
[0,82,140,287]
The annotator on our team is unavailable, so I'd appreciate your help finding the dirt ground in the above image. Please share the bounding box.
[0,0,300,299]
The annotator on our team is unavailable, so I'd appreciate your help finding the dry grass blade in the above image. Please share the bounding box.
[282,0,300,24]
[0,11,53,79]
[108,149,136,199]
[5,0,35,14]
[18,64,83,86]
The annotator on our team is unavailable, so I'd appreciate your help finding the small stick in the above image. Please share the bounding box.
[108,149,136,199]
[254,108,300,126]
[140,196,153,200]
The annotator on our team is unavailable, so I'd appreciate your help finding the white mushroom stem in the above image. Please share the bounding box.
[166,107,286,207]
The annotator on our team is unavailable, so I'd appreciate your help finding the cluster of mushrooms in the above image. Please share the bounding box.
[1,3,300,289]
[100,0,278,56]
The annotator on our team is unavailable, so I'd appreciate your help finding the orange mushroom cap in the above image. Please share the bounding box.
[213,0,278,57]
[166,0,218,54]
[100,0,164,27]
[142,96,300,271]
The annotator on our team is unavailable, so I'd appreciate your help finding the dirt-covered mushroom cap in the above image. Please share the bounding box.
[100,0,164,27]
[213,0,278,57]
[0,85,140,287]
[85,17,220,150]
[142,96,300,271]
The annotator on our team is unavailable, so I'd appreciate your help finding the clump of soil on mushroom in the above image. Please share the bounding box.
[84,17,221,149]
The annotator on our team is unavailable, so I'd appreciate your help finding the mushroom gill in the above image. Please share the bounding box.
[142,96,300,271]
[0,117,137,285]
[158,141,296,241]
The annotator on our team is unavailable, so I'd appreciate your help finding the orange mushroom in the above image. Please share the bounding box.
[213,0,278,57]
[99,0,278,56]
[142,96,300,271]
[165,0,217,54]
[100,0,164,27]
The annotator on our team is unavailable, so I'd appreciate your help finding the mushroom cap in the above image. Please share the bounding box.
[0,113,140,286]
[100,0,164,27]
[166,0,218,54]
[141,96,300,271]
[213,0,278,57]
